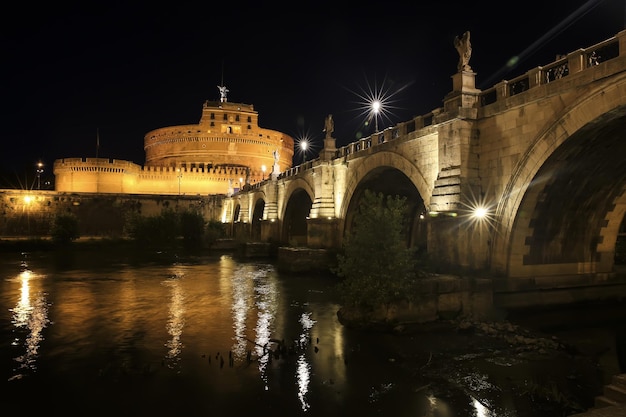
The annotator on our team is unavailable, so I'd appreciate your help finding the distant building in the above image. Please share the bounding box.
[53,92,295,195]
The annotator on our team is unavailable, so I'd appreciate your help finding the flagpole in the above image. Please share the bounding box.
[96,128,100,158]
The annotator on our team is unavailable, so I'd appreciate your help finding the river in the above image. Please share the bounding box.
[1,246,624,416]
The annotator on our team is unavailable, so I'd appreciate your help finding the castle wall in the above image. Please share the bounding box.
[0,190,224,238]
[53,158,260,195]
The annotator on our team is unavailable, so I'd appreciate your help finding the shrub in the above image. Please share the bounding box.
[334,190,418,311]
[180,210,205,247]
[204,220,226,248]
[50,213,80,244]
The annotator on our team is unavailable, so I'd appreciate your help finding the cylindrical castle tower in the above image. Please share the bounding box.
[54,87,295,195]
[144,99,294,183]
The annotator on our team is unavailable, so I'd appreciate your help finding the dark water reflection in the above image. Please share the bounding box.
[1,249,622,416]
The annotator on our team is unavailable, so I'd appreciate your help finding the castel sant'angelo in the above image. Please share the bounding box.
[53,86,295,195]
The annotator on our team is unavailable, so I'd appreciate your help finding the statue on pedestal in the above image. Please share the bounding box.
[454,31,472,72]
[323,114,334,138]
[227,178,234,196]
[271,149,280,179]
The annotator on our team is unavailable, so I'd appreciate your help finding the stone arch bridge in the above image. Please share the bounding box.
[223,31,626,306]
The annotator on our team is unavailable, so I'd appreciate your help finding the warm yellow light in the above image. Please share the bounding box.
[23,195,33,204]
[473,207,488,219]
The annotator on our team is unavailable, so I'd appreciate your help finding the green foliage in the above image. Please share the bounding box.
[126,209,180,248]
[50,213,80,244]
[125,209,227,250]
[204,220,226,248]
[334,190,418,310]
[180,210,206,247]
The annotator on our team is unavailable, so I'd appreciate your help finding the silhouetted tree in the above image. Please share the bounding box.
[334,189,418,312]
[50,213,80,245]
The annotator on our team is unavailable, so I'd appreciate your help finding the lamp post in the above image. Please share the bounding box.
[261,165,267,180]
[176,168,182,195]
[372,100,381,133]
[300,140,308,164]
[36,162,44,190]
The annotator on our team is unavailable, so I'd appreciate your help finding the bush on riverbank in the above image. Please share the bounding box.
[125,208,226,250]
[50,213,80,244]
[334,190,426,322]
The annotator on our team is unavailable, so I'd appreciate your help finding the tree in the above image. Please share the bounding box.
[180,210,205,247]
[126,209,179,248]
[50,213,80,244]
[335,189,418,311]
[204,219,226,248]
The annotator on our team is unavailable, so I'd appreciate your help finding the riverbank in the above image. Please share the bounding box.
[373,307,625,416]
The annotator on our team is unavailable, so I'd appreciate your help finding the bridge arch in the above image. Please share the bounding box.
[250,193,266,241]
[281,178,315,246]
[339,151,429,249]
[494,73,626,277]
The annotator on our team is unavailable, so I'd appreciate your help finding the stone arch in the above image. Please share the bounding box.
[493,73,626,276]
[338,151,430,221]
[280,178,315,245]
[338,151,430,248]
[250,193,266,241]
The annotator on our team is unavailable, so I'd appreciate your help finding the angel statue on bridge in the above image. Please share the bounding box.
[323,114,334,138]
[454,31,472,72]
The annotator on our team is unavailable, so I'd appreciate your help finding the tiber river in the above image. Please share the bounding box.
[1,247,624,417]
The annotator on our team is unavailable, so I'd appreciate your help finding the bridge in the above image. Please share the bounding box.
[223,30,626,306]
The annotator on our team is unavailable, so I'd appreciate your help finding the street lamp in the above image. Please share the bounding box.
[300,140,308,164]
[36,162,44,190]
[372,100,381,133]
[176,168,182,195]
[261,165,267,180]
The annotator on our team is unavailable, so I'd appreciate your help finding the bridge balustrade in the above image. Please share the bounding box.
[480,35,621,106]
[265,33,624,180]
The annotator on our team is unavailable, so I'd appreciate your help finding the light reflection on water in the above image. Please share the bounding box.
[8,256,50,381]
[163,265,185,370]
[1,251,611,416]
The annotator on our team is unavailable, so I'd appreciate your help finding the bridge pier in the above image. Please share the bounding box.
[232,221,251,241]
[428,215,491,273]
[306,217,339,249]
[259,219,279,243]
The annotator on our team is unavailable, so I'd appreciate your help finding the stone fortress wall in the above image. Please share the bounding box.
[0,189,223,238]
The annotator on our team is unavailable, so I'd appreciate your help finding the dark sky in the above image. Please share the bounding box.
[2,0,624,186]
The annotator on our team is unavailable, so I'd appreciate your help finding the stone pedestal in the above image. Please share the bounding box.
[320,135,337,161]
[444,71,481,113]
[452,71,479,92]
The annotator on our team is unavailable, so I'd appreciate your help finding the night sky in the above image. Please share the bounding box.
[2,0,624,187]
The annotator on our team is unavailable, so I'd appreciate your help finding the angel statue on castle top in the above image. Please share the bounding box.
[218,85,229,102]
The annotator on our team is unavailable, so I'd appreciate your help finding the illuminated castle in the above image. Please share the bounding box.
[53,86,295,195]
